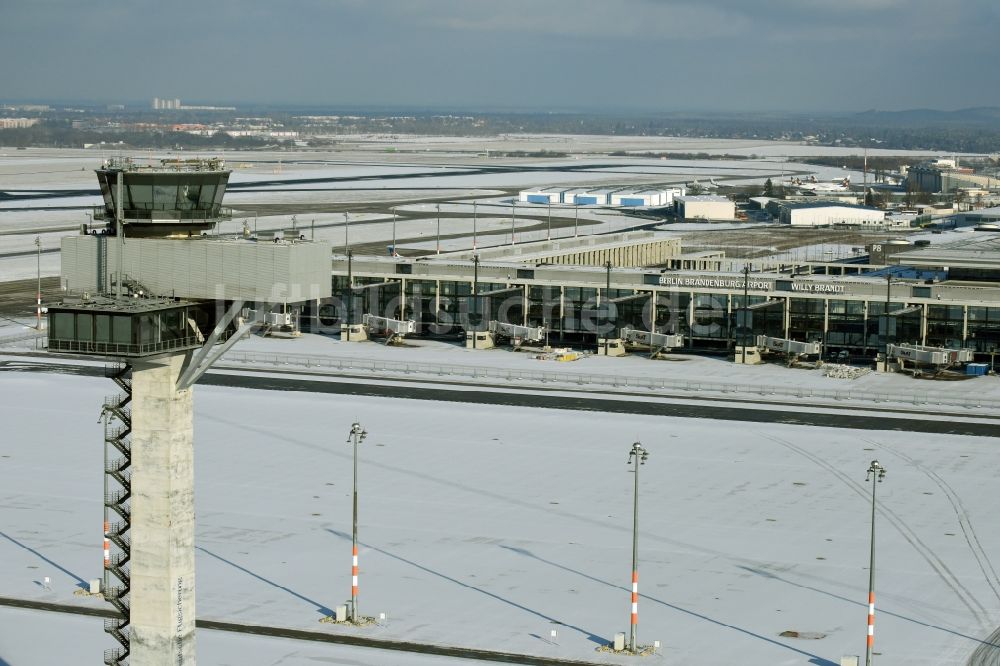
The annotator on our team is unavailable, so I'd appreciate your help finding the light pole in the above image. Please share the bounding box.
[865,460,886,666]
[347,421,368,622]
[547,201,552,241]
[473,201,478,251]
[604,261,613,356]
[345,249,353,342]
[511,201,516,245]
[344,211,350,254]
[741,263,751,364]
[391,208,397,256]
[627,442,648,653]
[35,236,41,330]
[436,203,441,255]
[883,273,892,372]
[472,254,480,349]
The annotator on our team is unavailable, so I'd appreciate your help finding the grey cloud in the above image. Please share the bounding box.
[0,0,997,111]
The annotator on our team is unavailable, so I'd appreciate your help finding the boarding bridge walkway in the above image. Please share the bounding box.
[619,327,684,357]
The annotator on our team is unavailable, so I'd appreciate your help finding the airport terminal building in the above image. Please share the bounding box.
[325,233,1000,362]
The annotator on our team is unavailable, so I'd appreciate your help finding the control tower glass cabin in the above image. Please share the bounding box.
[94,157,231,237]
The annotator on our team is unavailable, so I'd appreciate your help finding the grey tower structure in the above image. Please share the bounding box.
[49,157,331,666]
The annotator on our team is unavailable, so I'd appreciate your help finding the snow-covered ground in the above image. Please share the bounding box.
[3,325,997,414]
[0,250,61,281]
[212,334,1000,413]
[0,607,488,666]
[1,366,998,665]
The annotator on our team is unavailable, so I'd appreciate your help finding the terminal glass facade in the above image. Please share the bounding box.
[319,270,1000,364]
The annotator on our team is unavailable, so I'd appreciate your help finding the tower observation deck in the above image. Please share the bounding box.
[93,157,232,236]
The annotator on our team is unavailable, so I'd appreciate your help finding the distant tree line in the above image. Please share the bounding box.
[4,111,1000,153]
[793,156,912,171]
[491,150,568,158]
[0,120,281,150]
[608,151,751,160]
[280,113,1000,153]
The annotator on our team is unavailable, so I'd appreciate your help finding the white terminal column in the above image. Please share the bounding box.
[129,352,197,665]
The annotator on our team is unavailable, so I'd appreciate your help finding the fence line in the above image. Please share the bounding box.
[0,331,45,349]
[218,350,1000,411]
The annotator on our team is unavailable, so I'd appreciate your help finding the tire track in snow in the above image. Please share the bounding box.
[875,439,1000,605]
[758,431,990,629]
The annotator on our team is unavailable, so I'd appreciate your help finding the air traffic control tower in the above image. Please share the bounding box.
[48,157,331,666]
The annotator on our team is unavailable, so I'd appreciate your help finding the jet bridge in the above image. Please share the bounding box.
[735,335,822,365]
[757,335,822,357]
[887,343,974,370]
[242,305,301,338]
[466,320,547,350]
[599,326,684,358]
[362,313,417,345]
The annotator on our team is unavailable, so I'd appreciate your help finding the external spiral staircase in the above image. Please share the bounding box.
[102,364,132,666]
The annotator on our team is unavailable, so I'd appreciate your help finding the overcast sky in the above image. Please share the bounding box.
[2,0,998,112]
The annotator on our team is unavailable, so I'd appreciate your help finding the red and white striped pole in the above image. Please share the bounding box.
[352,545,359,604]
[867,590,875,655]
[348,422,366,622]
[865,459,885,666]
[631,570,639,630]
[627,442,648,653]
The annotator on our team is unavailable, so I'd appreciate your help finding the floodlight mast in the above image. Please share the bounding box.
[865,460,886,666]
[741,263,751,364]
[345,249,354,342]
[347,422,368,622]
[35,236,41,330]
[472,255,480,349]
[883,275,892,372]
[605,261,613,356]
[511,201,516,245]
[627,442,649,653]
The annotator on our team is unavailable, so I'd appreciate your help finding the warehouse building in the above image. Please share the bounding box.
[955,205,1000,228]
[518,187,683,207]
[769,201,887,227]
[610,188,684,207]
[675,195,736,221]
[906,163,995,194]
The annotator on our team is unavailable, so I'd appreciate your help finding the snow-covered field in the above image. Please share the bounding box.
[0,607,487,666]
[214,333,1000,412]
[1,367,998,665]
[3,137,997,663]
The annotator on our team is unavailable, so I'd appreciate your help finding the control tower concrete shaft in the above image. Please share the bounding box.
[129,354,196,664]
